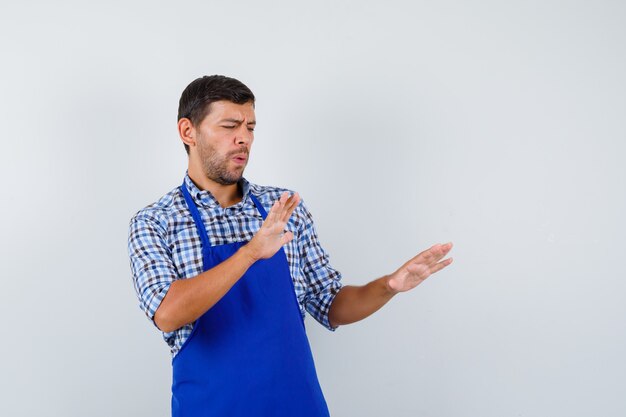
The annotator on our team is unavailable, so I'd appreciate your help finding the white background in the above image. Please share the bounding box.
[1,1,625,416]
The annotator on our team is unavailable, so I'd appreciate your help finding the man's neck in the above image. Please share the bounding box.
[188,165,242,208]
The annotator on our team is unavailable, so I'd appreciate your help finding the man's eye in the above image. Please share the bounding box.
[222,125,236,129]
[248,127,255,132]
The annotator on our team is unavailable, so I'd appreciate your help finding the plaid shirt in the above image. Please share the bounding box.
[128,174,343,356]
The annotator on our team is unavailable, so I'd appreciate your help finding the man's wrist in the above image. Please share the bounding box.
[383,275,399,296]
[239,244,259,266]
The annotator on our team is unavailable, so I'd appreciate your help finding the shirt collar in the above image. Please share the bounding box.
[183,172,251,209]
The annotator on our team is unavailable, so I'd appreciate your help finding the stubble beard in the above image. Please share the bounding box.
[199,140,248,186]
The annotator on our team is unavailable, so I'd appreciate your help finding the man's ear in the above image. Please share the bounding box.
[178,118,196,149]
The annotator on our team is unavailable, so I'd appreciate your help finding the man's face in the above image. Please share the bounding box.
[194,100,256,185]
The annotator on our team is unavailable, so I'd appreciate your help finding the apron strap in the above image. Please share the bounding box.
[249,193,268,220]
[180,180,269,250]
[180,182,212,250]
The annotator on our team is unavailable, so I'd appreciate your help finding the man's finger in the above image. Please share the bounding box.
[428,243,452,263]
[279,195,294,221]
[281,193,296,213]
[280,231,294,246]
[265,200,280,225]
[411,242,453,265]
[429,258,453,275]
[410,244,438,264]
[281,193,300,223]
[272,192,289,221]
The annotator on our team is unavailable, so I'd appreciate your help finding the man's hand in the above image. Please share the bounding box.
[386,243,454,293]
[244,191,301,261]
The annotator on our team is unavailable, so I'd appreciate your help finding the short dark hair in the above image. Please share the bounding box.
[177,75,255,154]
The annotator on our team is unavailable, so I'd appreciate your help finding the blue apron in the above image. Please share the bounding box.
[172,182,330,417]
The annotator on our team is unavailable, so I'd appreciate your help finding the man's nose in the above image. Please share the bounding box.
[235,125,253,145]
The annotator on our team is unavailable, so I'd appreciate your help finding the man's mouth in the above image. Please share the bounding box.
[232,154,248,164]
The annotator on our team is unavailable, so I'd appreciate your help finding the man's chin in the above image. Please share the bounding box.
[215,174,244,186]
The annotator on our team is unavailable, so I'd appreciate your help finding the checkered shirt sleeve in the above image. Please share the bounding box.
[296,201,343,330]
[128,213,177,323]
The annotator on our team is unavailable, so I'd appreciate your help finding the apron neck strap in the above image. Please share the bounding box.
[179,180,269,249]
[179,182,212,250]
[248,193,268,220]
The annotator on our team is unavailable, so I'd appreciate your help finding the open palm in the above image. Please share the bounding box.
[387,243,454,293]
[247,191,301,260]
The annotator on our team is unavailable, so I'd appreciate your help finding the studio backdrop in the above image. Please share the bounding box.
[1,1,624,416]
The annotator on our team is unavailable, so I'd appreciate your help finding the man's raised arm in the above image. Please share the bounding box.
[328,242,453,327]
[152,192,300,332]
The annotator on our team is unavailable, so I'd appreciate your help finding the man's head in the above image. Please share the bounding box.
[177,75,256,186]
[178,75,256,155]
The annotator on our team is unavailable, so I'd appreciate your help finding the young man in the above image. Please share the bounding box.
[128,75,453,417]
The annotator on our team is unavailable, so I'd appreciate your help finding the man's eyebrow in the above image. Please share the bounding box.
[219,118,256,125]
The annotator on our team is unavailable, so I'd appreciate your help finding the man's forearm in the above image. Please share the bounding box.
[154,245,257,332]
[328,276,397,327]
